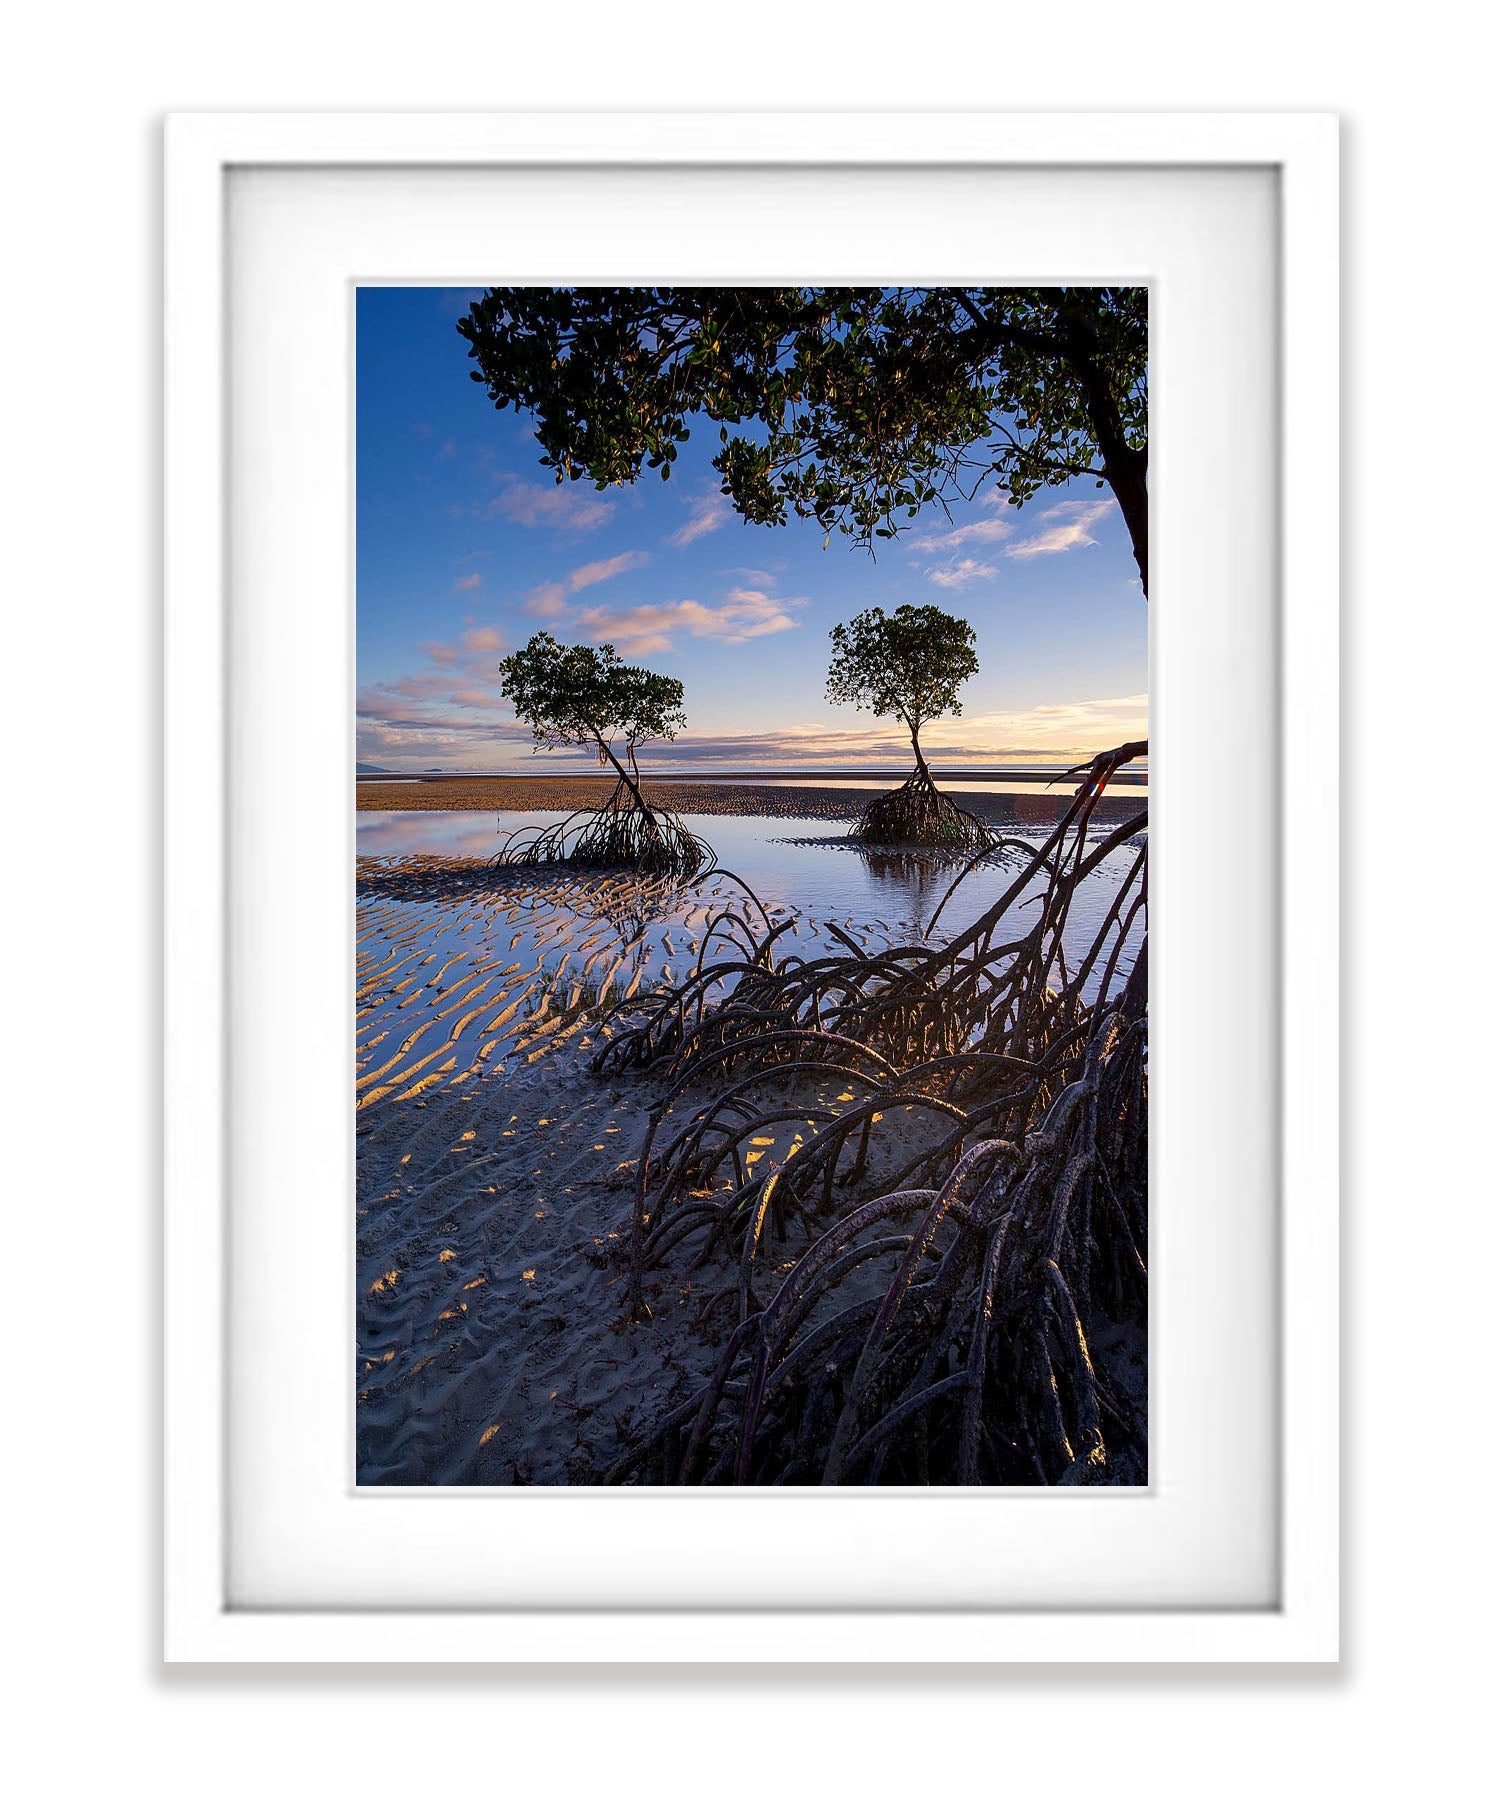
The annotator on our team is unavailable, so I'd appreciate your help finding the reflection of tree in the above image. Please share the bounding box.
[853,840,1045,934]
[856,846,945,917]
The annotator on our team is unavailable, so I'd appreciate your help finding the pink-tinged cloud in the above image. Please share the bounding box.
[524,582,568,618]
[454,571,483,592]
[486,476,615,533]
[358,671,507,715]
[420,640,458,665]
[566,549,651,592]
[356,690,1148,774]
[521,550,649,619]
[461,625,503,653]
[577,586,806,655]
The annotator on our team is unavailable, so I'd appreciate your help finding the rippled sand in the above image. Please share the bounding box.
[356,859,910,1484]
[355,837,1148,1484]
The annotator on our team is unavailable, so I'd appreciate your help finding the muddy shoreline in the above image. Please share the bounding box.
[357,774,1145,828]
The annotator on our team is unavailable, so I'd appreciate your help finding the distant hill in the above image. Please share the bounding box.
[355,762,390,775]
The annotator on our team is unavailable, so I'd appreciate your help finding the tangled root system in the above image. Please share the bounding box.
[597,741,1149,1486]
[849,765,991,851]
[491,777,714,879]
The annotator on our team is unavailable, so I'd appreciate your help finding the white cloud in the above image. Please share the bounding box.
[911,489,1015,552]
[921,495,1117,582]
[1006,497,1114,560]
[667,487,733,548]
[926,556,998,589]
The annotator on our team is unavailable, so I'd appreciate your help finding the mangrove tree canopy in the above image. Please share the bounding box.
[498,631,686,783]
[457,286,1148,591]
[825,604,987,849]
[825,603,979,773]
[495,633,706,875]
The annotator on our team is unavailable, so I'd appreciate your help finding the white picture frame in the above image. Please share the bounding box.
[164,111,1338,1663]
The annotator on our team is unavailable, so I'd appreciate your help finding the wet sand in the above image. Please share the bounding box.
[356,811,1148,1485]
[356,860,924,1484]
[357,774,1144,828]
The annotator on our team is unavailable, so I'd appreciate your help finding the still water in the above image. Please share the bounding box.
[357,807,1145,960]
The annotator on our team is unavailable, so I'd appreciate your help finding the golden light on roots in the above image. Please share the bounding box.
[596,741,1148,1486]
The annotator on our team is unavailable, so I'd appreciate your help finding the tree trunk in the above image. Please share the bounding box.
[1094,439,1148,596]
[909,723,933,785]
[953,292,1148,596]
[597,736,655,816]
[1058,302,1149,596]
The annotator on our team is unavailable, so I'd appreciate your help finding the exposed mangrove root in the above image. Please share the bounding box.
[595,740,1149,1485]
[848,764,991,851]
[490,776,715,879]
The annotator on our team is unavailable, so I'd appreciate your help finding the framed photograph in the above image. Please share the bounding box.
[165,111,1338,1661]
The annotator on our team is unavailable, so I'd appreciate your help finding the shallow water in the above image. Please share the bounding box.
[355,866,751,1111]
[354,803,1149,1482]
[357,805,1145,948]
[355,810,1145,1217]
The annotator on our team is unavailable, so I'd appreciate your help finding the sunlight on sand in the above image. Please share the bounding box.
[356,843,1144,1485]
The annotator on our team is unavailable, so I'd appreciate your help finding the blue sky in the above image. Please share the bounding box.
[356,287,1147,772]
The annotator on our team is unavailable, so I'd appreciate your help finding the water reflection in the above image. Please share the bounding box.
[357,806,1144,973]
[850,846,955,927]
[356,809,503,861]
